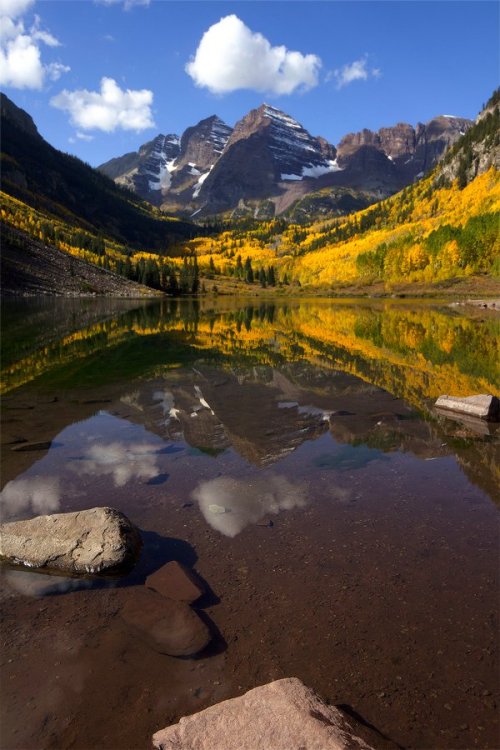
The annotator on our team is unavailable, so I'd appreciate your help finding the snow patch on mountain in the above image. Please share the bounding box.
[281,159,342,181]
[193,167,213,197]
[148,158,177,191]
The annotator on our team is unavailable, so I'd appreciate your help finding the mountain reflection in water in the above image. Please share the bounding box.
[2,296,498,508]
[1,297,499,750]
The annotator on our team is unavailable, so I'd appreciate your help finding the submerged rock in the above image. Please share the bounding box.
[121,587,211,657]
[146,561,204,604]
[0,507,142,574]
[152,677,374,749]
[435,394,499,422]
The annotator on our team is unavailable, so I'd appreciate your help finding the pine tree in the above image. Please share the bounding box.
[244,257,254,283]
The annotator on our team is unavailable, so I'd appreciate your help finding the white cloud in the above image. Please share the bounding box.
[328,56,381,90]
[50,77,155,132]
[46,61,69,81]
[96,0,150,9]
[186,14,321,96]
[30,14,59,46]
[0,0,69,89]
[76,130,94,141]
[0,0,34,18]
[192,474,307,537]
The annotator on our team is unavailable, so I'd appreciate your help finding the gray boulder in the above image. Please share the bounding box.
[153,677,374,750]
[435,394,499,421]
[0,507,142,574]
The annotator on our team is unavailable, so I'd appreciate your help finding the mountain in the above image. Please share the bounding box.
[0,93,196,251]
[335,116,473,190]
[99,103,473,219]
[99,115,232,208]
[101,133,180,200]
[190,104,339,216]
[181,91,499,291]
[437,88,500,187]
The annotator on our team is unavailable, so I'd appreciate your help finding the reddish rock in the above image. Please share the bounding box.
[153,678,375,750]
[146,561,204,603]
[121,588,210,658]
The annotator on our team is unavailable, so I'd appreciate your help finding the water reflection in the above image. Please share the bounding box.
[2,298,499,409]
[192,475,307,537]
[2,568,100,598]
[70,439,163,487]
[0,476,61,520]
[1,297,499,506]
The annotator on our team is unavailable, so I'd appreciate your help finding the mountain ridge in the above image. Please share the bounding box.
[98,103,473,219]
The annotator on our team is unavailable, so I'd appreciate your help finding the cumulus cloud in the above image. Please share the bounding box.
[192,474,307,537]
[71,441,161,486]
[0,476,61,520]
[0,0,69,89]
[50,77,155,132]
[186,14,321,95]
[328,56,381,90]
[0,0,34,17]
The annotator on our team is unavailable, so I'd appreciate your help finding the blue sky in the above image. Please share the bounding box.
[1,1,498,166]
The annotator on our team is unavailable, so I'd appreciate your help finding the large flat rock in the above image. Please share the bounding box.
[153,677,374,750]
[121,587,211,658]
[0,507,142,574]
[435,394,499,421]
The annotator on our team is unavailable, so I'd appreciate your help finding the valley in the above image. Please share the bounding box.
[1,90,498,298]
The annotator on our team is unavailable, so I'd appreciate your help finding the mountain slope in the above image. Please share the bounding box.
[1,224,160,297]
[0,93,196,251]
[182,92,499,291]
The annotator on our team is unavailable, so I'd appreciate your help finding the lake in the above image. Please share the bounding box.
[1,296,499,749]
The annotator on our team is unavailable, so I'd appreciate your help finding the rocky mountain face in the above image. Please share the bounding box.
[435,89,500,186]
[98,103,474,218]
[99,133,181,202]
[98,115,232,207]
[335,115,473,191]
[192,104,340,216]
[164,115,233,208]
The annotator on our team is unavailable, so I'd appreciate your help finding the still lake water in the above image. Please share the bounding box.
[1,297,499,750]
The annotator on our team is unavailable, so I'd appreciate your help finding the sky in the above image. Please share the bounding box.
[1,0,498,166]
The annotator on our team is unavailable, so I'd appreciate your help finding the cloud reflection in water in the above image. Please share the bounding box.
[0,476,61,520]
[192,474,307,537]
[71,441,162,487]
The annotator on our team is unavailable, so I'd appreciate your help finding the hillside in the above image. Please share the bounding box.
[0,93,197,252]
[180,92,500,292]
[1,224,161,298]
